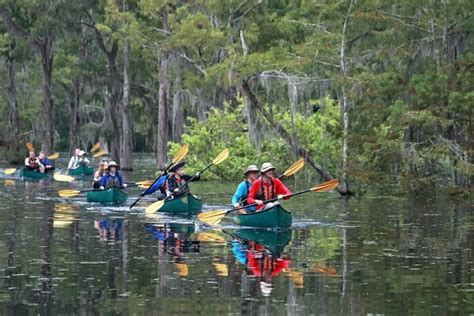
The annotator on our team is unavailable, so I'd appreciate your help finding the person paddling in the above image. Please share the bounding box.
[247,162,292,211]
[93,159,108,189]
[24,151,43,173]
[100,161,125,189]
[232,164,259,213]
[166,161,200,198]
[68,149,90,170]
[38,151,53,173]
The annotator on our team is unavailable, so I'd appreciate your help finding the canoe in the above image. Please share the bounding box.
[68,164,93,176]
[86,187,128,204]
[231,203,292,228]
[230,228,291,256]
[159,194,203,214]
[20,168,50,180]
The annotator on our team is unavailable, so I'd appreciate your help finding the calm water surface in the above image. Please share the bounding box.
[0,158,472,315]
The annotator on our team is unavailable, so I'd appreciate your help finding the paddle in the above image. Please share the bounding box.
[197,178,340,226]
[58,181,153,198]
[26,142,34,152]
[90,142,101,153]
[144,148,230,214]
[48,152,59,160]
[129,144,189,209]
[92,150,107,158]
[3,168,17,175]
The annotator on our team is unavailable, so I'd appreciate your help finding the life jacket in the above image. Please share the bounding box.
[105,174,121,188]
[169,175,189,194]
[28,157,38,169]
[255,177,276,201]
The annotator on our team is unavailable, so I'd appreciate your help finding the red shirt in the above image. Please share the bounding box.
[247,177,292,210]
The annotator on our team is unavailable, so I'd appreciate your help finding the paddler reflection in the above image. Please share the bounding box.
[144,222,200,275]
[230,229,292,297]
[94,218,123,241]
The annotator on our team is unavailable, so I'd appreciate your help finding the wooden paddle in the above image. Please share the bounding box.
[48,152,59,160]
[58,181,152,198]
[197,179,340,226]
[90,142,101,153]
[129,144,189,209]
[3,168,17,175]
[92,150,107,158]
[26,142,34,152]
[144,148,230,214]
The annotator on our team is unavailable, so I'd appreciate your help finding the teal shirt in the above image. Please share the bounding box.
[231,180,256,211]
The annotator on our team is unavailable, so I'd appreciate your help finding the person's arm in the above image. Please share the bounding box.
[93,171,100,181]
[100,175,108,188]
[36,158,44,168]
[182,173,200,182]
[44,158,52,168]
[25,158,30,166]
[84,157,90,164]
[247,179,260,205]
[118,174,124,188]
[67,157,74,169]
[143,176,166,196]
[232,182,245,206]
[275,178,292,199]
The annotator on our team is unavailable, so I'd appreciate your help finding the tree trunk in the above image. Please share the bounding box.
[241,79,352,196]
[5,55,20,152]
[40,36,55,154]
[68,78,81,155]
[156,54,169,166]
[120,39,133,170]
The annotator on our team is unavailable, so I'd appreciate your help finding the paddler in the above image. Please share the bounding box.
[38,151,53,173]
[99,161,125,189]
[93,159,108,189]
[166,161,200,198]
[247,162,292,211]
[231,164,259,212]
[67,149,90,170]
[24,151,43,173]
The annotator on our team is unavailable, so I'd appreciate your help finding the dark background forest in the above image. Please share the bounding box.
[0,0,472,194]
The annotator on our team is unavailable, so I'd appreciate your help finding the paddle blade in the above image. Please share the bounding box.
[58,189,82,198]
[175,263,189,277]
[3,168,17,175]
[311,179,340,192]
[48,152,59,160]
[197,210,227,226]
[26,142,34,152]
[54,173,75,182]
[136,180,154,187]
[144,199,165,214]
[93,150,106,158]
[196,232,227,243]
[90,142,101,153]
[212,148,229,165]
[172,144,189,164]
[281,158,304,178]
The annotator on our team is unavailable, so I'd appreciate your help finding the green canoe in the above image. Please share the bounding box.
[159,194,203,214]
[20,168,50,180]
[68,164,93,176]
[230,228,292,256]
[231,203,292,228]
[86,187,128,204]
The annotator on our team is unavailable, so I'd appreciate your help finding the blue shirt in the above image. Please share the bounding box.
[231,180,256,211]
[100,173,124,188]
[143,175,167,196]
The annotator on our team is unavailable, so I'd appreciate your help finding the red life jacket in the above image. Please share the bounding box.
[29,157,38,169]
[255,177,276,201]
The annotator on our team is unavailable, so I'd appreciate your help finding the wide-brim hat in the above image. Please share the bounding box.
[244,164,259,175]
[169,161,186,173]
[107,161,119,169]
[260,281,273,296]
[260,162,276,173]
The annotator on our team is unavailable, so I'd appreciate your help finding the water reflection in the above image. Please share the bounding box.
[229,229,292,297]
[94,218,123,241]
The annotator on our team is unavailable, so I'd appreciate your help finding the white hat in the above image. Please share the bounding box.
[107,161,119,169]
[260,162,276,173]
[79,150,86,156]
[260,281,273,296]
[244,164,259,175]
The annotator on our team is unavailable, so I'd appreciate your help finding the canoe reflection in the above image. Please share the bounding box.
[144,223,200,259]
[94,219,123,241]
[229,229,292,296]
